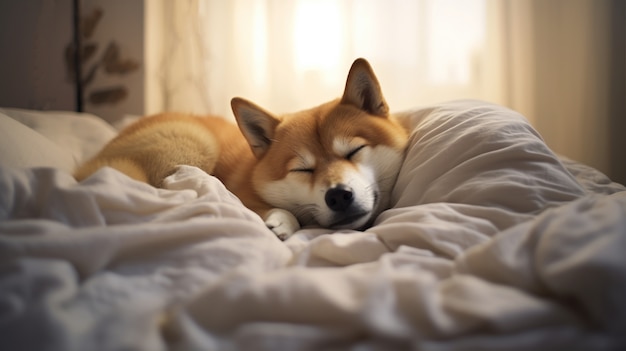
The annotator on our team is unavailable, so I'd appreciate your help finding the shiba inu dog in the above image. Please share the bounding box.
[75,58,408,239]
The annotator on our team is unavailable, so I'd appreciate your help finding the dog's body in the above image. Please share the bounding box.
[75,59,408,239]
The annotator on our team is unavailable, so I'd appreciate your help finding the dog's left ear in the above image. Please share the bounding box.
[341,58,389,117]
[231,97,280,158]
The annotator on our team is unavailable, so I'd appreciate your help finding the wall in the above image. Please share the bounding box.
[79,0,145,124]
[498,0,625,184]
[532,0,610,176]
[0,0,145,124]
[608,0,626,184]
[0,1,75,111]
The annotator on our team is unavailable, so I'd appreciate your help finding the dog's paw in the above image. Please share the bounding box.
[265,209,300,240]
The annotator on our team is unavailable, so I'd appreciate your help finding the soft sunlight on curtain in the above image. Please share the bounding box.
[152,0,491,119]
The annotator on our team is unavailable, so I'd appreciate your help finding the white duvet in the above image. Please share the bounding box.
[1,101,625,350]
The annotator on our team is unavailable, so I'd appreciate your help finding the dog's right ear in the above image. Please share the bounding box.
[341,58,389,117]
[231,97,280,158]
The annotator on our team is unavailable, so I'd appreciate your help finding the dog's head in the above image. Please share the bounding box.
[231,58,408,229]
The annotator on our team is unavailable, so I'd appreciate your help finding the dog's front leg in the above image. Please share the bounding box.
[264,208,300,240]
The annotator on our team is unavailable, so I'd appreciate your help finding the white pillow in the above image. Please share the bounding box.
[0,112,76,172]
[391,100,586,213]
[0,108,118,171]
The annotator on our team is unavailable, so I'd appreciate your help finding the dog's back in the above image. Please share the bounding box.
[74,113,236,187]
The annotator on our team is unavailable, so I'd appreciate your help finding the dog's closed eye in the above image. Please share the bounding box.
[290,168,315,174]
[346,145,367,160]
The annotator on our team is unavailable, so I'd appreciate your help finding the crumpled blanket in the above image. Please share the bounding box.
[1,164,624,350]
[1,100,625,350]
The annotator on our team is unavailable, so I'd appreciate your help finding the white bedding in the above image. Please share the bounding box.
[1,101,625,350]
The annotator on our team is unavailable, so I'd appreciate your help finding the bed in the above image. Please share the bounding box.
[1,100,625,350]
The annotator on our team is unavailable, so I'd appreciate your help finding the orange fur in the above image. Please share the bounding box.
[74,113,270,213]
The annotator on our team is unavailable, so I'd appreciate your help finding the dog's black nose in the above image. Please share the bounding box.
[325,184,354,212]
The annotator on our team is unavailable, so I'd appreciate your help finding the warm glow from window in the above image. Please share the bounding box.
[293,0,343,72]
[291,0,486,87]
[427,0,485,85]
[251,0,268,87]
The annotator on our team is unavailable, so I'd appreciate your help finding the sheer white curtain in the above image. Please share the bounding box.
[146,0,623,182]
[149,0,495,119]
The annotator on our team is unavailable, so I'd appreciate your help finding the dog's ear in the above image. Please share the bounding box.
[341,58,389,117]
[231,97,280,158]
